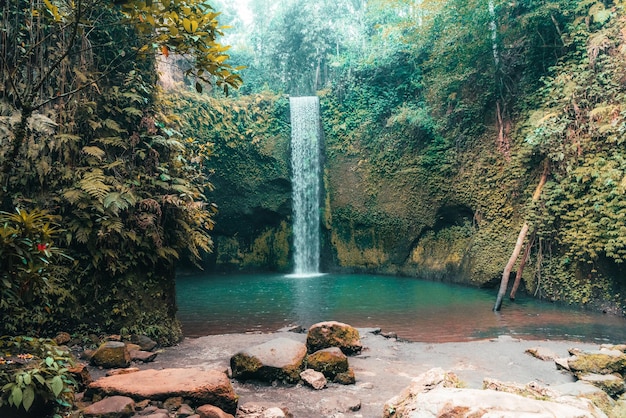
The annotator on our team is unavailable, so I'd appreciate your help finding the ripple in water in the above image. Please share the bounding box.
[176,273,626,344]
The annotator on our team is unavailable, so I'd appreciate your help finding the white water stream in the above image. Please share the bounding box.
[289,96,322,276]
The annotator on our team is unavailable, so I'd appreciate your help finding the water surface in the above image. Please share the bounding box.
[176,273,626,343]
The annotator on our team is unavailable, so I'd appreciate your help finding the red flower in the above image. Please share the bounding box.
[37,243,47,252]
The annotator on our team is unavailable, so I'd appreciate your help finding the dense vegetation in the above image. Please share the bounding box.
[1,0,626,414]
[205,0,626,310]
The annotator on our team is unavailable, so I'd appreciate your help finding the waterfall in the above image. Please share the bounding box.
[289,96,322,276]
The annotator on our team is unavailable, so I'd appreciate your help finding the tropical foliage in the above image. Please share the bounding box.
[0,0,240,341]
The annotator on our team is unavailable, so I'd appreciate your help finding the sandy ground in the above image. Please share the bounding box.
[115,329,603,417]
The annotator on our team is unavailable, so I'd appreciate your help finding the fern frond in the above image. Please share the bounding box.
[79,169,111,201]
[82,146,106,160]
[95,136,127,149]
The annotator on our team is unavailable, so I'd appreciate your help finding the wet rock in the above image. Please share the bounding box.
[334,367,356,385]
[130,350,157,363]
[237,402,292,418]
[568,350,626,375]
[306,347,348,379]
[526,346,559,361]
[82,395,135,418]
[131,335,158,351]
[196,404,234,418]
[306,321,362,355]
[230,337,307,383]
[91,341,131,368]
[87,368,237,415]
[300,369,326,390]
[578,373,625,397]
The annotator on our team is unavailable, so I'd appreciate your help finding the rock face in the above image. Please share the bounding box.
[306,321,362,355]
[230,338,307,383]
[91,341,131,368]
[86,368,237,415]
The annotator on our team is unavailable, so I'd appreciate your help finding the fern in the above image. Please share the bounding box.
[79,169,111,201]
[82,146,106,160]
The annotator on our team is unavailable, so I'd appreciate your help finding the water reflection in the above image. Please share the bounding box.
[176,273,626,343]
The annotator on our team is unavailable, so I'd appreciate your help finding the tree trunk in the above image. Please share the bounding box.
[509,230,535,300]
[493,161,549,311]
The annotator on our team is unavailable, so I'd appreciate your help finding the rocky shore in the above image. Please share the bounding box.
[50,323,626,417]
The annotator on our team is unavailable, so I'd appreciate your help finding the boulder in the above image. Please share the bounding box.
[306,347,349,379]
[384,368,607,418]
[334,368,356,385]
[230,337,307,383]
[578,373,625,397]
[196,404,234,418]
[86,368,237,415]
[306,321,362,355]
[130,334,158,351]
[568,350,626,375]
[130,350,157,363]
[383,367,461,417]
[300,369,327,390]
[384,387,608,418]
[91,341,131,368]
[82,395,135,418]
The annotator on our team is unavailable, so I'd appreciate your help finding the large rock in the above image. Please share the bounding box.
[384,368,607,418]
[568,350,626,375]
[306,347,349,380]
[385,387,608,418]
[578,373,625,397]
[306,321,362,355]
[300,369,327,390]
[82,395,135,418]
[230,337,307,383]
[86,368,237,415]
[91,341,131,368]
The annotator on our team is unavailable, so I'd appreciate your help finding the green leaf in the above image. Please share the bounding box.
[50,376,63,397]
[22,386,35,411]
[45,356,54,367]
[11,385,22,408]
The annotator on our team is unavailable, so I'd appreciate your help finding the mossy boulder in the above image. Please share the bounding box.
[91,341,131,369]
[306,321,362,355]
[568,351,626,376]
[230,337,307,383]
[306,347,349,380]
[577,373,625,398]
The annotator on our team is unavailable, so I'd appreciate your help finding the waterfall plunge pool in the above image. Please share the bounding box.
[176,273,626,344]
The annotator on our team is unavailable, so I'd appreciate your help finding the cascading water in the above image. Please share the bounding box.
[289,96,322,276]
